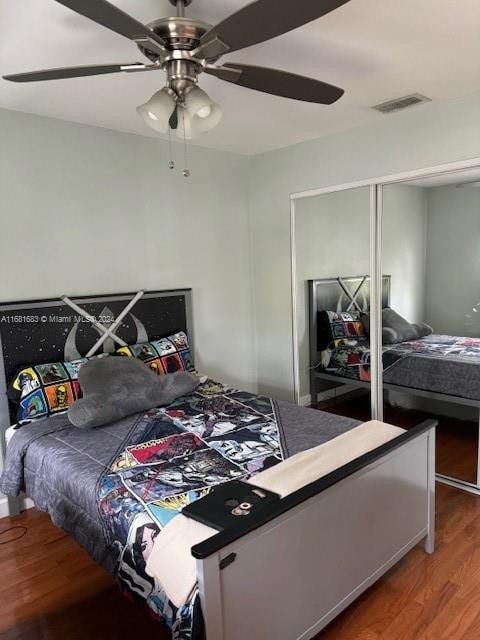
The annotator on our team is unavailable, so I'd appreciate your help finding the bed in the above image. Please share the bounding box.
[0,289,436,640]
[309,275,480,494]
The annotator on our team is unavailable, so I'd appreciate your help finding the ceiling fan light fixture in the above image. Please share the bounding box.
[197,105,212,119]
[185,86,213,119]
[137,87,176,133]
[168,87,224,139]
[191,102,223,135]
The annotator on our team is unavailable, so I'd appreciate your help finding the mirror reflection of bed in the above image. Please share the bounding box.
[295,174,480,489]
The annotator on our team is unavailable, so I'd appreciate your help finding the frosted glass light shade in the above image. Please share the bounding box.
[137,88,176,134]
[185,86,223,136]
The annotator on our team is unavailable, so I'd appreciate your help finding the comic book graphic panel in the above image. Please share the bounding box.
[205,423,280,464]
[99,473,123,500]
[19,388,48,420]
[117,346,133,356]
[128,433,205,465]
[130,342,158,362]
[243,454,282,475]
[110,449,139,473]
[129,411,186,446]
[225,391,274,418]
[179,349,195,372]
[147,488,211,528]
[195,379,229,397]
[44,382,74,412]
[146,358,165,376]
[169,331,189,350]
[117,512,160,601]
[35,362,68,385]
[13,367,40,394]
[100,477,146,541]
[72,380,82,400]
[120,448,245,502]
[162,394,266,439]
[331,323,346,339]
[152,338,176,356]
[64,358,88,380]
[161,352,183,373]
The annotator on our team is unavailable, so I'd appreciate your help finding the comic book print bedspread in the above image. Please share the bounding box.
[321,334,480,399]
[99,378,284,639]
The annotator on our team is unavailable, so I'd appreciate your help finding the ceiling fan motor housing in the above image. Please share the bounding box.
[138,16,214,103]
[140,18,212,60]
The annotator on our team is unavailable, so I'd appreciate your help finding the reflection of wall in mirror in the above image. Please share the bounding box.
[424,185,480,338]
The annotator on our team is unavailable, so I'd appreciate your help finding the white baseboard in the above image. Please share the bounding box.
[299,394,311,407]
[301,384,359,408]
[0,495,34,519]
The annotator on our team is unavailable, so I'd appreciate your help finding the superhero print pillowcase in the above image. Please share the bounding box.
[8,357,100,423]
[116,331,195,376]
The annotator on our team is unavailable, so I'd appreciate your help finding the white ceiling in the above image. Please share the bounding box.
[1,0,479,155]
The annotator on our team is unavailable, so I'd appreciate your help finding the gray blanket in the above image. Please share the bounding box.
[325,334,480,401]
[0,401,359,573]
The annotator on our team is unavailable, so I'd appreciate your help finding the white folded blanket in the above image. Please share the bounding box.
[145,420,404,607]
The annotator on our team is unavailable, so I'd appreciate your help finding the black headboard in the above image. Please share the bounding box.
[308,275,390,364]
[0,289,193,427]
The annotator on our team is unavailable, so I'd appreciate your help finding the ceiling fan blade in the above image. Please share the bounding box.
[206,63,344,104]
[3,63,149,83]
[193,0,351,59]
[55,0,166,55]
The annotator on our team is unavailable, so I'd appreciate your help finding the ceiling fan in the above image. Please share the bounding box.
[3,0,350,139]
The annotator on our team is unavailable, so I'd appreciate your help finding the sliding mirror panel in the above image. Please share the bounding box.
[381,169,480,488]
[294,186,372,421]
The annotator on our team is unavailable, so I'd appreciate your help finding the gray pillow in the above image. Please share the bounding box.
[362,309,432,345]
[381,308,417,343]
[411,322,434,339]
[68,356,199,429]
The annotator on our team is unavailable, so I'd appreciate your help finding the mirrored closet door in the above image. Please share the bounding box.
[293,186,373,421]
[380,168,480,489]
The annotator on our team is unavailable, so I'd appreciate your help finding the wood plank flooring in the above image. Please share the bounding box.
[0,508,168,640]
[2,483,480,640]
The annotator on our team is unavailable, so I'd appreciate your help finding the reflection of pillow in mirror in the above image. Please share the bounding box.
[364,312,434,344]
[412,322,434,339]
[382,308,417,342]
[362,309,420,344]
[382,327,397,344]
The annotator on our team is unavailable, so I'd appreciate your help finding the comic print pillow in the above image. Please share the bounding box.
[8,356,104,423]
[316,310,367,351]
[116,331,195,376]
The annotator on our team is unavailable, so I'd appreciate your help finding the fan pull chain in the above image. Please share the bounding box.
[167,125,175,170]
[181,109,190,178]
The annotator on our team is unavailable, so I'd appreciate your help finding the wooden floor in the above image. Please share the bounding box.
[1,483,480,640]
[315,392,479,483]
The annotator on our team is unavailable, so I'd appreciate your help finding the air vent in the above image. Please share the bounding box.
[372,94,431,114]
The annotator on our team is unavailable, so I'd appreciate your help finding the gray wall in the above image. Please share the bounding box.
[249,90,480,401]
[295,184,428,402]
[425,184,480,336]
[0,108,256,506]
[0,108,255,387]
